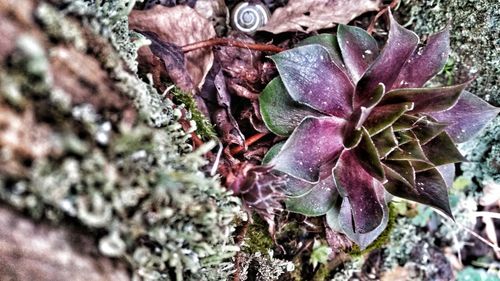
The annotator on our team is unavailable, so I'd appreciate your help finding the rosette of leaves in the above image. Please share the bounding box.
[260,11,499,248]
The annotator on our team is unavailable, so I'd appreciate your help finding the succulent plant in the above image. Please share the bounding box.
[260,11,499,248]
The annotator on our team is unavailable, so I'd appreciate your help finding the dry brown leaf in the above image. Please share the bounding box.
[129,5,216,89]
[259,0,381,34]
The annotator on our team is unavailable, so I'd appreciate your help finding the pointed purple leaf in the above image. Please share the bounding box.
[384,167,453,219]
[372,127,398,157]
[260,77,325,136]
[270,116,346,183]
[394,27,450,89]
[333,149,385,233]
[337,24,380,83]
[285,174,338,216]
[296,34,345,72]
[354,10,419,108]
[364,102,414,135]
[278,160,337,197]
[381,81,470,113]
[271,44,354,118]
[421,132,466,166]
[429,91,500,143]
[353,127,385,181]
[436,163,455,189]
[337,188,388,249]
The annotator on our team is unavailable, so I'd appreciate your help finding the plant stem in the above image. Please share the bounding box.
[182,38,284,53]
[230,132,267,155]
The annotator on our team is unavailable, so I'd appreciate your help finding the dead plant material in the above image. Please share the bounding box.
[181,37,284,53]
[260,0,382,34]
[129,5,216,90]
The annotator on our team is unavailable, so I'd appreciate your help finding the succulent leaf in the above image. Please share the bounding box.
[354,10,419,108]
[364,102,414,135]
[296,34,344,69]
[394,27,451,89]
[259,9,499,247]
[429,91,500,143]
[410,117,447,145]
[421,132,466,166]
[381,81,470,113]
[372,127,399,157]
[388,140,429,163]
[285,175,338,216]
[337,190,389,249]
[271,44,354,118]
[436,163,455,189]
[384,167,453,218]
[386,160,416,186]
[333,149,385,233]
[260,77,324,136]
[262,141,285,165]
[353,127,385,181]
[269,116,345,183]
[337,24,379,83]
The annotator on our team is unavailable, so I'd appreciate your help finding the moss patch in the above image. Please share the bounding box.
[171,88,217,140]
[349,203,398,257]
[244,215,274,254]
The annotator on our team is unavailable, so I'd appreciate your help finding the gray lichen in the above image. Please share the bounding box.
[0,0,242,280]
[238,252,294,281]
[460,117,500,184]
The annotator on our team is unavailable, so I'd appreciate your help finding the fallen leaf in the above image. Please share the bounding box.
[259,0,381,34]
[194,0,228,36]
[141,31,195,91]
[212,68,245,150]
[129,5,215,90]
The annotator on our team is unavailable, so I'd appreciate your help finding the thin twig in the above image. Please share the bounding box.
[232,219,250,281]
[230,132,267,155]
[182,38,284,53]
[472,211,500,220]
[438,213,500,253]
[367,0,400,34]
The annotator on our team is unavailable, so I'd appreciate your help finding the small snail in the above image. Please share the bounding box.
[231,2,270,33]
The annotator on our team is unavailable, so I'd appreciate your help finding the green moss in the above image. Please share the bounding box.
[349,203,398,257]
[172,88,216,140]
[244,215,274,254]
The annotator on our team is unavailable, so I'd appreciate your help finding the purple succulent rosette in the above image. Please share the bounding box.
[260,11,499,248]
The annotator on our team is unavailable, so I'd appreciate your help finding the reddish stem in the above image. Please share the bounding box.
[191,132,204,149]
[367,0,400,35]
[230,132,267,156]
[181,38,284,53]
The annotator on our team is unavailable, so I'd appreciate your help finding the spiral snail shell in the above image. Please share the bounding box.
[231,2,270,33]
